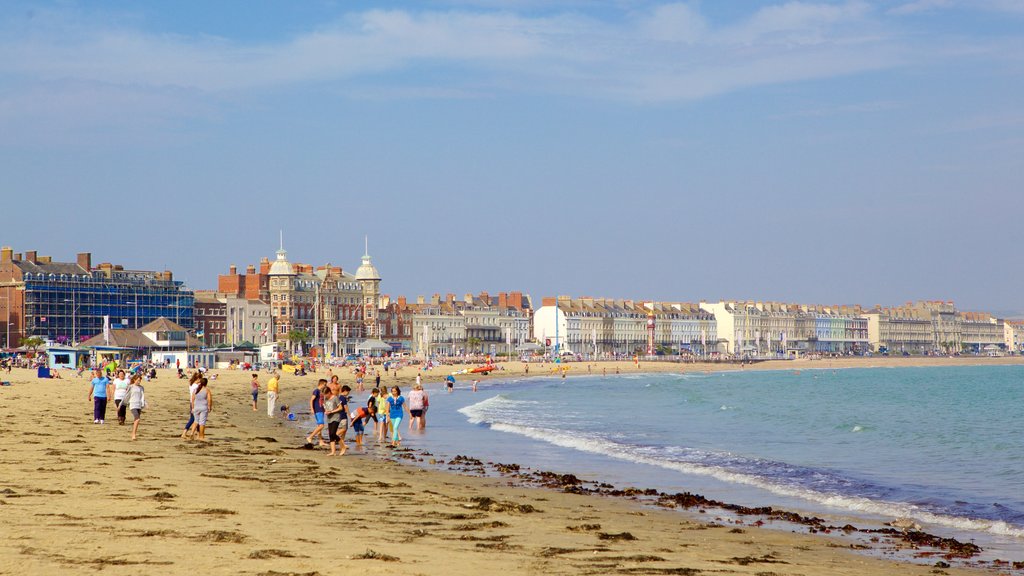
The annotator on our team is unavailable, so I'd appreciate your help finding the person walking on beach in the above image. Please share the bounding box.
[188,377,212,441]
[111,369,129,425]
[386,386,406,447]
[88,369,112,424]
[123,374,146,440]
[266,371,279,417]
[250,373,259,411]
[306,379,327,447]
[181,372,201,439]
[407,384,425,431]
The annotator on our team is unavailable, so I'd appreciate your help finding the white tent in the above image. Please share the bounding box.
[355,339,392,356]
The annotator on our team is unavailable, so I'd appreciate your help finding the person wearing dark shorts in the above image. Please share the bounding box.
[306,379,327,447]
[323,387,346,456]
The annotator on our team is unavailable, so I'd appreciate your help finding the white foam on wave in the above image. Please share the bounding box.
[852,425,864,433]
[474,419,1024,540]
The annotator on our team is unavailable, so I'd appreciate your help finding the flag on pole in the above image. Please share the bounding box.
[103,315,110,345]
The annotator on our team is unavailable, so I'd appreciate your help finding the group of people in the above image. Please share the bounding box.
[82,365,443,449]
[179,372,213,441]
[88,368,147,440]
[301,377,429,453]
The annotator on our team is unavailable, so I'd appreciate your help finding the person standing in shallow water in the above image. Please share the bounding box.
[387,386,406,447]
[306,379,327,447]
[88,369,112,424]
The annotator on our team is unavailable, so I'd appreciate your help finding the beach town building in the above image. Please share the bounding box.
[389,292,531,356]
[0,247,193,347]
[1004,320,1024,354]
[960,311,1005,354]
[78,317,208,366]
[699,301,868,355]
[193,290,272,348]
[258,240,381,353]
[862,305,934,354]
[860,301,1009,354]
[533,297,715,357]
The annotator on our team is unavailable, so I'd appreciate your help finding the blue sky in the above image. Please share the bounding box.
[1,1,1022,313]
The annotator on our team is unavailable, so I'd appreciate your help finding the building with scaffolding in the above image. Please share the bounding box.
[0,247,194,346]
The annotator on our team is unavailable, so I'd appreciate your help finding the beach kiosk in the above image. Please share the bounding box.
[45,346,86,370]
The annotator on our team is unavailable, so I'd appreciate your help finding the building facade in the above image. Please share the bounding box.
[404,292,532,357]
[0,247,193,347]
[263,242,381,353]
[194,291,272,347]
[534,297,716,357]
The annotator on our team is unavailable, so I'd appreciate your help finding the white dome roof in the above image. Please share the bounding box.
[355,253,380,281]
[269,247,294,276]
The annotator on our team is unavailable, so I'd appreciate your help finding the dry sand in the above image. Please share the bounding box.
[0,357,1018,575]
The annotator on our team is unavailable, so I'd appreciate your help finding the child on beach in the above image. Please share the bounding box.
[306,379,328,447]
[123,374,146,440]
[375,387,390,442]
[350,406,368,447]
[387,386,406,447]
[250,373,259,411]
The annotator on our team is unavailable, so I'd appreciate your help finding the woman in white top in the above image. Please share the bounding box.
[123,374,147,440]
[112,370,130,425]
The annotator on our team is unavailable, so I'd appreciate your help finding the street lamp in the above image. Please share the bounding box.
[62,297,80,346]
[125,300,138,329]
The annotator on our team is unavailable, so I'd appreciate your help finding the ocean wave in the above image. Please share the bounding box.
[473,419,1024,540]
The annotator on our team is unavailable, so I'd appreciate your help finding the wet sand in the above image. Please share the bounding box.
[0,359,1015,575]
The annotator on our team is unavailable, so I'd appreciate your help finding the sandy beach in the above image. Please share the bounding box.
[1,356,1019,575]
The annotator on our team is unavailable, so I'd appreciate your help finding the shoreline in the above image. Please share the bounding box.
[0,360,1020,575]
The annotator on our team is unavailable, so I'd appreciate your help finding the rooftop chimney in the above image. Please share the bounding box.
[229,265,237,275]
[246,265,256,275]
[24,250,37,263]
[77,252,92,270]
[0,246,11,264]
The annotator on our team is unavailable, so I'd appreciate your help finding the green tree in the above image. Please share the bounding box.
[466,336,482,352]
[287,330,310,352]
[19,336,45,352]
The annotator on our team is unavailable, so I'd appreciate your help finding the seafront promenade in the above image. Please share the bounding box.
[1,357,1018,575]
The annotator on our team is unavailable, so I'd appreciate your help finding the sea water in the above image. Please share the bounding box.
[405,365,1024,559]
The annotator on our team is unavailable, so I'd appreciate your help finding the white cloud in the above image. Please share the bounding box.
[0,0,956,119]
[889,0,954,16]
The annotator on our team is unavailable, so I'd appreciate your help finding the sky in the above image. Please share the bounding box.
[1,1,1022,314]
